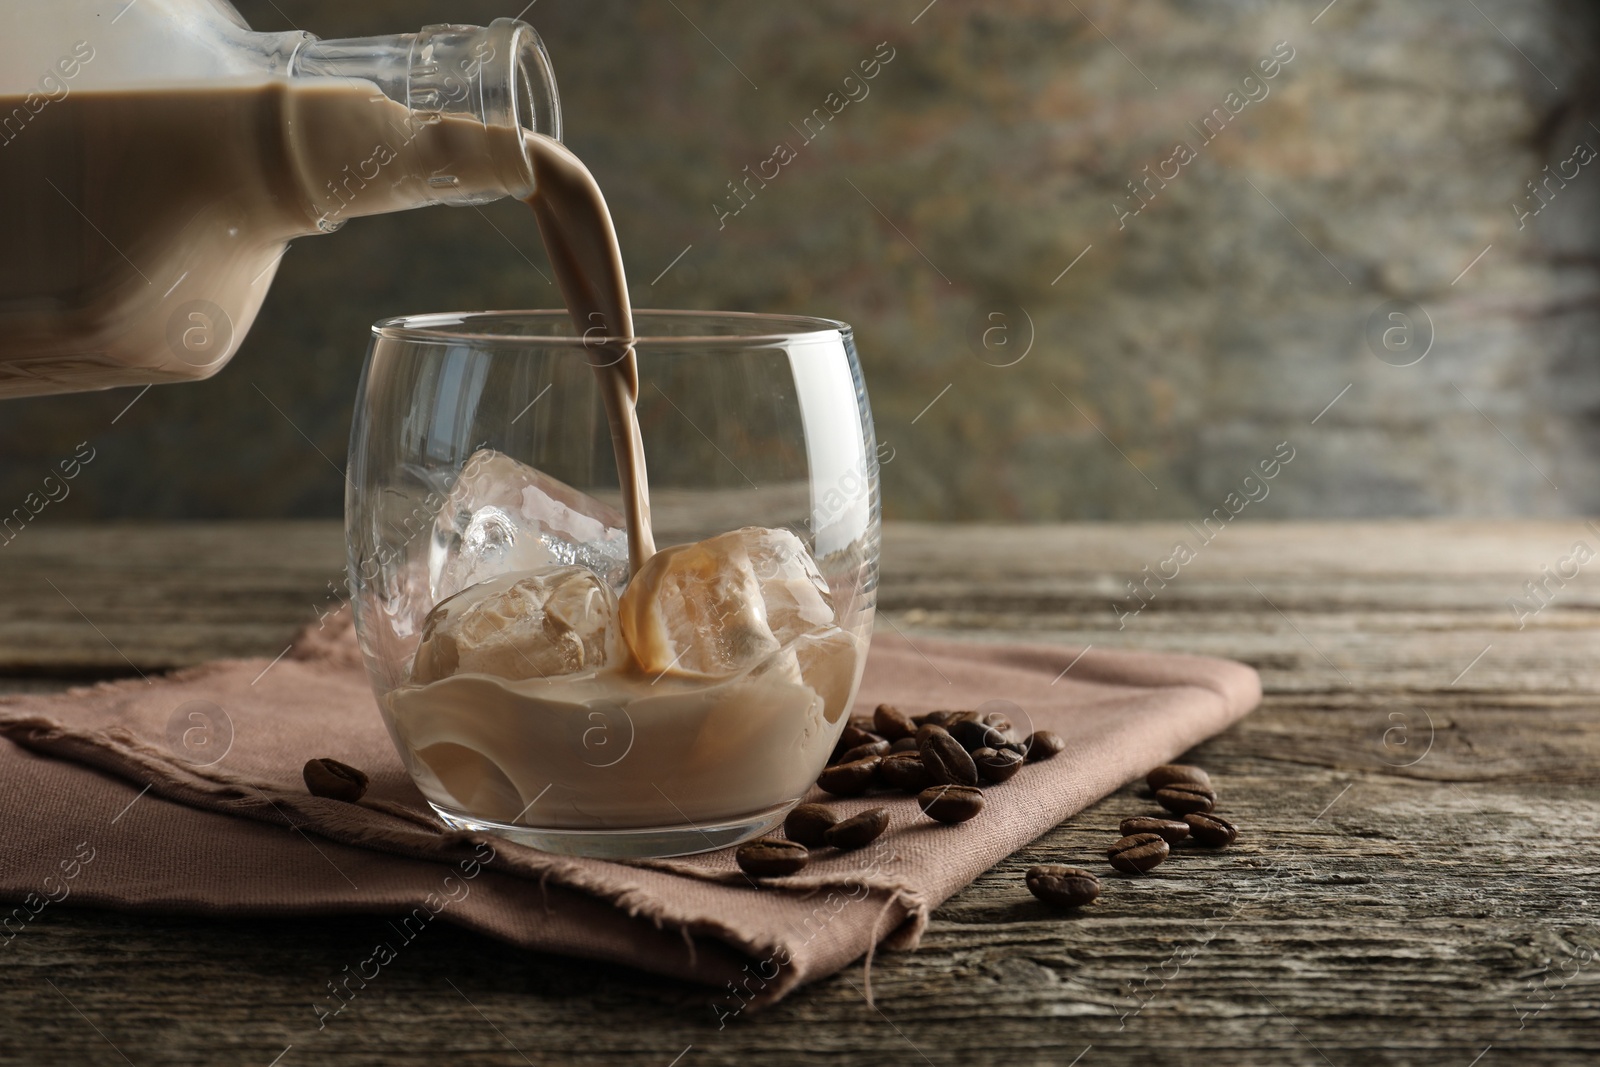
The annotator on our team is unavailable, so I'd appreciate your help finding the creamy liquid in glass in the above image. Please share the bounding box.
[386,133,860,831]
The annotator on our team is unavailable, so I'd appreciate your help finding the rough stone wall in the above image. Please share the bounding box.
[1,0,1597,522]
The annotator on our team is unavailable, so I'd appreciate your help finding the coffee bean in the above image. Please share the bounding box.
[950,717,1008,752]
[1155,782,1216,815]
[1107,832,1169,874]
[784,803,838,847]
[1025,865,1100,909]
[915,710,962,727]
[1183,812,1238,847]
[823,807,890,850]
[873,703,916,741]
[817,756,880,796]
[917,784,985,824]
[917,724,979,786]
[1147,763,1211,792]
[737,838,809,877]
[879,751,933,793]
[973,746,1024,784]
[303,758,369,802]
[834,739,890,765]
[1120,816,1190,845]
[995,740,1028,757]
[836,724,883,752]
[1024,730,1066,762]
[888,737,920,754]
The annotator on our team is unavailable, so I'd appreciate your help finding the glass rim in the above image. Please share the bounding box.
[370,309,853,347]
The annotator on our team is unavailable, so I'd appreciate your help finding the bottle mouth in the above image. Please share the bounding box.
[501,18,562,145]
[498,17,562,197]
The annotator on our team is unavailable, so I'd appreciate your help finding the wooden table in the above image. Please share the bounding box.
[3,521,1596,1066]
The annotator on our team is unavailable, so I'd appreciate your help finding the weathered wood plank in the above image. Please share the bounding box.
[5,520,1598,680]
[1,768,1593,1065]
[1,521,1597,1066]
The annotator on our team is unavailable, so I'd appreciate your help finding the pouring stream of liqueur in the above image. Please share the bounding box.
[523,131,657,576]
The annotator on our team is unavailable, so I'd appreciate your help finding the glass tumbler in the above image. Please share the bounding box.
[346,311,880,858]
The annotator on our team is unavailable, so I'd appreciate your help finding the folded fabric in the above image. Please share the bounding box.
[0,612,1259,1014]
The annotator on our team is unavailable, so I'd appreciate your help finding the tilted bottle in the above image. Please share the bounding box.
[0,0,561,398]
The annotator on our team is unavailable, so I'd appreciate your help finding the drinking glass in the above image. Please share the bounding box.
[346,310,879,858]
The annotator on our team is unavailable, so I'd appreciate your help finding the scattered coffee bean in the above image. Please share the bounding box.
[1120,816,1190,845]
[915,710,961,727]
[873,703,916,741]
[303,758,369,802]
[1147,763,1211,792]
[784,803,838,847]
[834,739,891,765]
[918,724,979,786]
[1025,865,1101,909]
[888,737,920,754]
[973,746,1024,784]
[1023,730,1066,762]
[1155,782,1216,815]
[837,723,883,752]
[995,740,1028,757]
[737,838,809,877]
[817,756,881,796]
[823,807,890,850]
[879,751,933,793]
[1107,832,1170,874]
[950,717,1008,752]
[917,784,985,824]
[1183,812,1238,847]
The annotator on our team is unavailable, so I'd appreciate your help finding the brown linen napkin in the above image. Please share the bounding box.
[0,613,1258,1016]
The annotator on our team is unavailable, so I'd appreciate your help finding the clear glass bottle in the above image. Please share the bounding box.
[0,0,560,398]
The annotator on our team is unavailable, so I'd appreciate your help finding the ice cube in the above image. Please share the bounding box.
[745,623,863,728]
[430,449,630,601]
[412,565,618,684]
[791,627,862,725]
[618,526,836,679]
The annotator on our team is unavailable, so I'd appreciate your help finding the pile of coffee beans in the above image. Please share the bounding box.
[1100,763,1238,877]
[1024,762,1241,910]
[735,802,894,877]
[734,704,1066,879]
[812,704,1062,823]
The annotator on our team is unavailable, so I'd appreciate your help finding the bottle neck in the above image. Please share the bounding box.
[282,18,560,231]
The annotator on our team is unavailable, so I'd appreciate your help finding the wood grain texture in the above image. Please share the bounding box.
[2,520,1597,1066]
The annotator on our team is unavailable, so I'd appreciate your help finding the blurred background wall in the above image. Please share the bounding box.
[4,0,1600,521]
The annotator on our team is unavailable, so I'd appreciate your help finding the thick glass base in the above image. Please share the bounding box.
[428,799,794,859]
